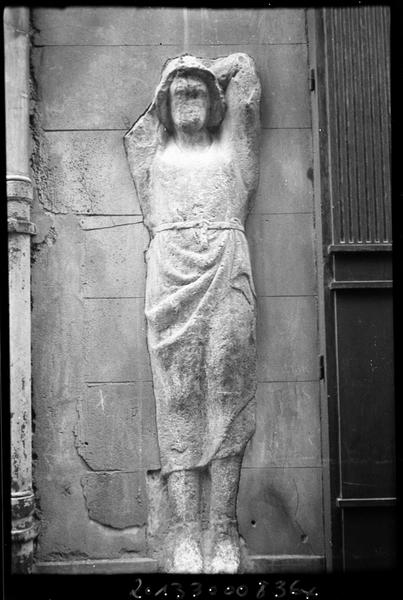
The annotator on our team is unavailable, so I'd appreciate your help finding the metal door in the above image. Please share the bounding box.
[308,6,395,571]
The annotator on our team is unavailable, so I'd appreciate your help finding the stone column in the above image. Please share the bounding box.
[4,7,38,573]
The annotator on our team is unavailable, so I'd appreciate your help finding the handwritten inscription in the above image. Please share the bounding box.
[128,578,320,600]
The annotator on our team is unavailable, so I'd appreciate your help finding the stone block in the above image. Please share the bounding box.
[82,218,148,298]
[35,131,141,215]
[33,409,146,560]
[237,467,324,555]
[31,213,84,404]
[76,381,160,471]
[32,7,186,46]
[33,43,310,130]
[252,129,313,214]
[76,383,142,471]
[33,45,183,130]
[251,555,325,574]
[247,213,316,296]
[35,488,146,560]
[32,7,306,47]
[256,296,318,381]
[188,44,311,129]
[81,471,147,529]
[84,298,152,382]
[33,557,158,574]
[257,43,311,129]
[187,8,306,45]
[243,382,321,468]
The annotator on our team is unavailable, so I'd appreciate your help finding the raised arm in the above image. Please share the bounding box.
[124,103,163,222]
[210,53,261,194]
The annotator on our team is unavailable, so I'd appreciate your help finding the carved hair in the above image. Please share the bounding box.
[155,54,226,133]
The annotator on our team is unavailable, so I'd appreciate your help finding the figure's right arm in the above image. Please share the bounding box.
[124,103,162,222]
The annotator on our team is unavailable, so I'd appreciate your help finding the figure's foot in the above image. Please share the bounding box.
[204,519,241,574]
[172,537,203,573]
[209,537,240,573]
[169,523,203,574]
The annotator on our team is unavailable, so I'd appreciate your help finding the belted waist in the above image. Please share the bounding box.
[152,219,245,235]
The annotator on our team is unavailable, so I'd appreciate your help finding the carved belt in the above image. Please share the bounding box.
[153,219,245,235]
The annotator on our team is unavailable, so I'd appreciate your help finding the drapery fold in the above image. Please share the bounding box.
[145,226,256,475]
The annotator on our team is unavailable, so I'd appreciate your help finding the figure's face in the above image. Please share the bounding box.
[169,75,210,134]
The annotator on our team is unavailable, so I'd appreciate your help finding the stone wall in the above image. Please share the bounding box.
[31,7,323,567]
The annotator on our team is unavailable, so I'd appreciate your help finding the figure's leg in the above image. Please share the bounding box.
[167,469,203,573]
[168,469,200,522]
[205,454,243,573]
[209,455,241,521]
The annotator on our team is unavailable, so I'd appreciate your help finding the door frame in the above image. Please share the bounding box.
[307,8,343,572]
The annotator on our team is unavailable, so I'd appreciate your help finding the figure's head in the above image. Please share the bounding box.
[169,74,210,134]
[155,54,226,134]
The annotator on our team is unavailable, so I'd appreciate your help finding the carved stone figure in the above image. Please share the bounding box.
[124,53,261,573]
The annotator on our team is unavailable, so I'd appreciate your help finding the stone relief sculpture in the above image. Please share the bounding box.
[124,53,261,574]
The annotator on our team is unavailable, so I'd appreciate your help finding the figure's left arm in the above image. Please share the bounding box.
[210,53,261,196]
